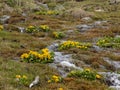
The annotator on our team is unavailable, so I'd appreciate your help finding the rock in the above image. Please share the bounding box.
[0,15,10,24]
[60,61,76,68]
[115,35,120,38]
[105,72,120,86]
[95,9,104,12]
[66,8,94,19]
[81,17,92,22]
[17,26,25,33]
[109,0,120,5]
[48,42,82,77]
[76,20,108,32]
[92,45,103,52]
[103,57,120,70]
[76,24,93,32]
[54,4,65,11]
[29,76,39,88]
[36,2,49,11]
[48,43,59,51]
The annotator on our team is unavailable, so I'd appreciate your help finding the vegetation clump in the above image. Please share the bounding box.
[36,10,59,15]
[26,25,37,33]
[21,48,54,63]
[68,69,102,81]
[97,37,120,48]
[59,41,92,50]
[15,75,28,86]
[48,75,63,83]
[52,31,65,39]
[39,25,50,32]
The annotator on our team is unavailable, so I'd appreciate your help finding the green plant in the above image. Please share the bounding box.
[97,37,120,48]
[36,10,59,15]
[68,69,102,81]
[26,25,37,33]
[59,41,92,50]
[53,31,65,39]
[21,48,54,63]
[39,25,50,32]
[15,75,28,86]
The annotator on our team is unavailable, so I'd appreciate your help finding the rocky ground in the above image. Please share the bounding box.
[0,0,120,90]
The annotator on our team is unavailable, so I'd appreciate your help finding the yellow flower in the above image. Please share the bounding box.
[55,78,59,82]
[96,74,101,79]
[42,48,49,53]
[47,10,54,15]
[0,25,3,31]
[21,53,29,59]
[58,88,63,90]
[22,75,27,79]
[40,25,49,32]
[85,68,90,72]
[48,80,51,83]
[29,25,34,29]
[52,75,58,79]
[16,75,21,79]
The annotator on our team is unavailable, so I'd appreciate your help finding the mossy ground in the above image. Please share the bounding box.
[0,0,120,90]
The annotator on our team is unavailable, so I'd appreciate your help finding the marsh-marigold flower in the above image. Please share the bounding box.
[0,25,3,31]
[96,74,101,79]
[58,88,63,90]
[85,68,90,72]
[23,75,27,79]
[16,75,21,79]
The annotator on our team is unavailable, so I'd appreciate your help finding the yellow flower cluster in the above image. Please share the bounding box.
[77,43,92,50]
[47,10,57,15]
[53,32,64,39]
[85,68,91,72]
[39,25,50,32]
[68,69,102,81]
[21,48,54,63]
[59,41,91,50]
[21,53,29,59]
[53,32,59,38]
[26,25,36,33]
[48,75,62,83]
[58,88,64,90]
[16,75,27,79]
[77,45,88,49]
[59,41,79,50]
[97,39,106,46]
[0,25,3,31]
[15,75,28,85]
[36,10,59,15]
